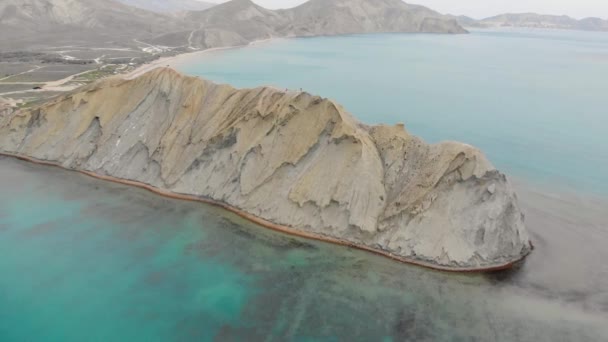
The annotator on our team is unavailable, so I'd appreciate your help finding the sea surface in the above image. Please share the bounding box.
[179,29,608,196]
[1,158,607,341]
[1,29,607,341]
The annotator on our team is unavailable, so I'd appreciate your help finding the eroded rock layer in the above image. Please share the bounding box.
[0,68,531,270]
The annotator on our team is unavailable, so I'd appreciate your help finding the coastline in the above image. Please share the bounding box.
[125,38,278,80]
[0,152,529,274]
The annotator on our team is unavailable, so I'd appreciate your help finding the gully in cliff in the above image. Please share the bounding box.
[0,68,532,272]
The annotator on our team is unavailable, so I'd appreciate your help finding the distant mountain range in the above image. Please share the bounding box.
[0,0,465,52]
[116,0,215,13]
[184,0,466,49]
[2,0,606,54]
[453,13,608,32]
[0,0,192,51]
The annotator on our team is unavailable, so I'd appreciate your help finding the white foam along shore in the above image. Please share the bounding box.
[125,38,278,80]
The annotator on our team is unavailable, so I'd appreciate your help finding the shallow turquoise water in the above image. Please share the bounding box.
[0,158,607,341]
[178,29,608,195]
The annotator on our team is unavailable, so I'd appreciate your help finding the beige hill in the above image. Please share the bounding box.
[184,0,466,49]
[1,0,465,52]
[282,0,467,36]
[0,0,192,50]
[115,0,215,13]
[0,68,530,271]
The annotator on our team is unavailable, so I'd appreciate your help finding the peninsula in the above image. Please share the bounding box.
[0,68,532,271]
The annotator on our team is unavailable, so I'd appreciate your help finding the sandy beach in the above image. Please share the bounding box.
[125,38,278,80]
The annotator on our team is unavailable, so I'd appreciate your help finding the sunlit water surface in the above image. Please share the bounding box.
[1,29,608,341]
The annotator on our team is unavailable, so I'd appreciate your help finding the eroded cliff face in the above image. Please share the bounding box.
[0,68,530,270]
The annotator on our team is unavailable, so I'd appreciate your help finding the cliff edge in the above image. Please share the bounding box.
[0,68,531,271]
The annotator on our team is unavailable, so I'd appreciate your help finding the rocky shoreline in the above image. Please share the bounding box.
[0,152,531,273]
[0,68,532,271]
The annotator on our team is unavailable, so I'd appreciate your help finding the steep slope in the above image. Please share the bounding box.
[461,13,608,32]
[0,0,193,50]
[185,0,287,47]
[115,0,215,13]
[0,68,531,271]
[185,0,466,49]
[281,0,466,36]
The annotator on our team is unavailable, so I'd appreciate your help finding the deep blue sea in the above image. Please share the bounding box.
[1,29,607,341]
[179,29,608,196]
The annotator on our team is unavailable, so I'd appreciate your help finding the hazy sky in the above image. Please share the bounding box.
[209,0,608,19]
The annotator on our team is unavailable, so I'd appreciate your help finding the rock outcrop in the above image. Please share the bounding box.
[0,68,531,271]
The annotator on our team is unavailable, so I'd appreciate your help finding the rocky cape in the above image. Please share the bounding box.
[0,68,531,271]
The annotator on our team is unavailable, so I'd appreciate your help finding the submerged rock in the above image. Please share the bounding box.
[0,68,531,271]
